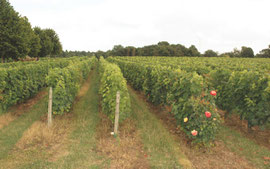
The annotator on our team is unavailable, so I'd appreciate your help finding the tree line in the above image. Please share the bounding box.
[1,0,269,61]
[93,42,270,58]
[60,50,94,57]
[0,0,62,63]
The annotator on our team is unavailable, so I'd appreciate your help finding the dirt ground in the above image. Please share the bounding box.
[95,110,149,169]
[15,113,74,161]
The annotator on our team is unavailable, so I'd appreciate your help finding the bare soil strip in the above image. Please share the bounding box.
[17,114,73,161]
[0,114,16,129]
[96,112,150,169]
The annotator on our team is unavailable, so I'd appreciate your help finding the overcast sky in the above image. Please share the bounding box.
[10,0,270,53]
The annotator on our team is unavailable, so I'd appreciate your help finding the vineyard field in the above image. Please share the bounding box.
[108,56,270,129]
[0,57,96,114]
[0,56,269,169]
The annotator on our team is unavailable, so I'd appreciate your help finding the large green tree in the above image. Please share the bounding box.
[44,28,62,56]
[240,46,254,58]
[34,27,62,57]
[34,27,53,57]
[203,49,218,57]
[0,0,30,62]
[111,45,125,56]
[28,33,41,58]
[188,45,201,57]
[19,17,41,58]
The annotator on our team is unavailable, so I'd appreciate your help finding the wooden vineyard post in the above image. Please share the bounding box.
[114,91,120,136]
[48,87,53,127]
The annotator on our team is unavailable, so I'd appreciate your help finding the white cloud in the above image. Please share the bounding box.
[10,0,270,53]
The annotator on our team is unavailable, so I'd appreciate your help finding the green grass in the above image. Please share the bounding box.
[50,66,107,169]
[128,87,192,169]
[0,93,47,160]
[219,126,270,169]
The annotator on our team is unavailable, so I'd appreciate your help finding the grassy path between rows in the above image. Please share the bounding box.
[0,92,48,160]
[218,127,270,169]
[52,66,107,168]
[0,67,107,169]
[128,86,192,169]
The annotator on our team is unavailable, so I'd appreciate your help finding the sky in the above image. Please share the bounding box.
[10,0,270,54]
